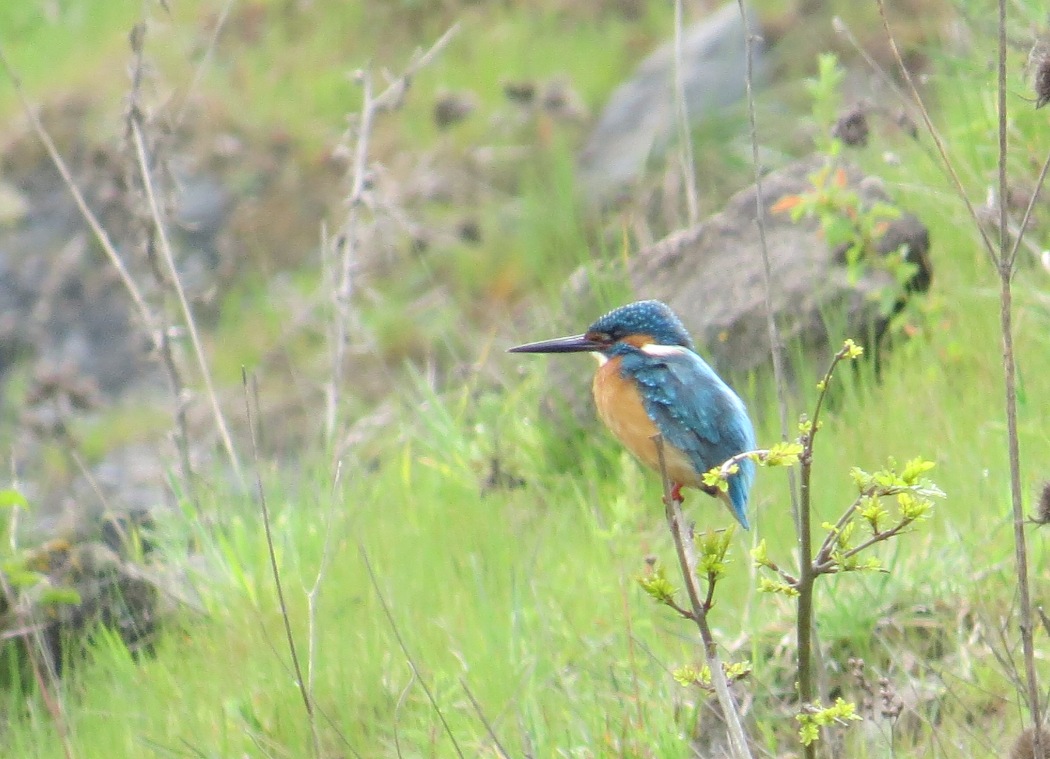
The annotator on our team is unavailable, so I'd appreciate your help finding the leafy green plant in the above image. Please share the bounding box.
[748,341,940,752]
[774,53,921,324]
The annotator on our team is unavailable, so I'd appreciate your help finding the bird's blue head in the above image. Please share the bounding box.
[508,300,695,356]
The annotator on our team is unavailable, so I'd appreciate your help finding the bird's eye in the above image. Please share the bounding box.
[587,331,613,345]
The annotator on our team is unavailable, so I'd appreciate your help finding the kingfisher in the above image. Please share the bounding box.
[509,300,756,529]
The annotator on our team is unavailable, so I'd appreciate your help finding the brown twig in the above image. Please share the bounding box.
[131,119,243,485]
[875,3,1041,750]
[326,24,460,446]
[994,0,1043,741]
[359,543,467,759]
[124,24,201,517]
[652,434,753,759]
[1005,149,1050,270]
[0,43,156,333]
[672,0,700,224]
[873,0,997,265]
[733,0,800,540]
[793,344,856,758]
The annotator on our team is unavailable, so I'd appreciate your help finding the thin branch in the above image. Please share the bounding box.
[838,519,916,563]
[793,343,856,758]
[125,24,200,516]
[131,120,243,485]
[672,0,700,224]
[242,367,317,758]
[459,678,512,759]
[734,0,799,530]
[1005,148,1050,271]
[174,0,236,126]
[359,544,466,759]
[653,434,753,759]
[813,494,863,567]
[327,23,459,446]
[873,0,997,264]
[875,0,1041,748]
[0,42,157,335]
[992,0,1042,746]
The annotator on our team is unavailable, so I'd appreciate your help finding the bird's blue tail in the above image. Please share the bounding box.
[726,456,756,530]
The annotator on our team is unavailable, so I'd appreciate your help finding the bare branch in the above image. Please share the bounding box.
[652,434,753,759]
[672,0,699,224]
[359,544,466,759]
[242,368,317,758]
[873,0,997,265]
[734,0,799,532]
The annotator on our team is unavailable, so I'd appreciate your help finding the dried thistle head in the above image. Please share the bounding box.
[1010,727,1050,759]
[433,91,476,129]
[895,110,919,139]
[832,106,869,147]
[1027,37,1050,109]
[848,657,874,717]
[503,80,537,105]
[1034,481,1050,524]
[877,676,903,721]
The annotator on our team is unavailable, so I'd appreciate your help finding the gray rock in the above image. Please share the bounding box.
[578,1,766,201]
[571,155,931,381]
[0,152,233,399]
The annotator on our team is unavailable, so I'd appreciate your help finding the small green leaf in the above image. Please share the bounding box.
[696,527,734,581]
[842,339,864,359]
[673,663,710,688]
[0,489,29,510]
[901,457,935,485]
[751,539,769,566]
[797,698,861,746]
[638,567,677,606]
[758,577,799,596]
[702,466,729,493]
[724,660,752,682]
[40,587,82,606]
[799,719,820,746]
[764,442,803,467]
[5,567,44,588]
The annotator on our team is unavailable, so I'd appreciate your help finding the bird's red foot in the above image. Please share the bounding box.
[670,482,684,503]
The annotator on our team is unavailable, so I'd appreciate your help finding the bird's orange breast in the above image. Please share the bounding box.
[592,357,701,487]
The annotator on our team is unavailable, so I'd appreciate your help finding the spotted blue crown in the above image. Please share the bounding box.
[588,300,695,350]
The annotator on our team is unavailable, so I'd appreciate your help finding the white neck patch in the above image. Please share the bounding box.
[641,343,687,358]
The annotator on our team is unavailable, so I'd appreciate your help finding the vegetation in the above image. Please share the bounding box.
[0,0,1048,757]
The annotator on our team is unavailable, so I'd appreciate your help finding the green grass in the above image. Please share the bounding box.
[3,0,1050,757]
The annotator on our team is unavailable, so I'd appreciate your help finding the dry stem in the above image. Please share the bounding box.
[874,0,1042,751]
[242,368,318,757]
[734,0,799,530]
[326,24,459,447]
[359,544,467,759]
[672,0,700,224]
[652,434,752,759]
[130,121,243,485]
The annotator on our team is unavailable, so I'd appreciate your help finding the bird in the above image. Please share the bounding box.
[509,300,756,529]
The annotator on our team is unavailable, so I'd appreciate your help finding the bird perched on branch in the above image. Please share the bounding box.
[509,300,756,529]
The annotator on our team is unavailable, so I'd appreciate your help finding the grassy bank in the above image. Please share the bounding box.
[1,0,1048,757]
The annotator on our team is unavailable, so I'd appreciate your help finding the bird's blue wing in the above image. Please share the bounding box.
[621,346,756,526]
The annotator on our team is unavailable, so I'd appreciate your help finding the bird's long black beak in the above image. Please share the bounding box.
[508,334,602,354]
